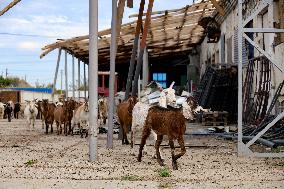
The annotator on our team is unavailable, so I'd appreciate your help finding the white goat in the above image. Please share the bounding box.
[71,102,89,137]
[0,102,5,119]
[24,100,38,130]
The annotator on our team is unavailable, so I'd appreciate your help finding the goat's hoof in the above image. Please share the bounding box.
[157,160,165,166]
[172,163,178,170]
[137,157,142,162]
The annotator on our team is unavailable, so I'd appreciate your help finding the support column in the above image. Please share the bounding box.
[84,63,87,99]
[89,0,98,162]
[52,48,62,101]
[237,0,243,156]
[107,0,117,149]
[65,50,68,99]
[132,0,155,96]
[78,59,81,98]
[142,47,149,88]
[72,55,75,98]
[125,0,145,100]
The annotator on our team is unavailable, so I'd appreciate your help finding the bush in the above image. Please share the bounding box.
[158,167,171,177]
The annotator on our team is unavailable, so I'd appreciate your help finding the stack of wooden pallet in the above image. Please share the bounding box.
[201,111,228,126]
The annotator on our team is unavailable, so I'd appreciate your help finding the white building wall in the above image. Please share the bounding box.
[20,91,60,102]
[198,1,284,109]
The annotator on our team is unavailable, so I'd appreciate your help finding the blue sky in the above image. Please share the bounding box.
[0,0,192,89]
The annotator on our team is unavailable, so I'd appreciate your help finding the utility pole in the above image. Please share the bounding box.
[60,69,63,94]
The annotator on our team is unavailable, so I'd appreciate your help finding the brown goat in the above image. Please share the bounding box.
[65,99,78,135]
[54,103,67,135]
[137,106,186,170]
[117,96,137,145]
[42,99,56,134]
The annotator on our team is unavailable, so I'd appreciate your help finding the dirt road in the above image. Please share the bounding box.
[0,119,283,188]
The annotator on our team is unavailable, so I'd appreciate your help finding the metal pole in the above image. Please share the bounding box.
[78,59,81,98]
[237,0,243,156]
[142,47,149,88]
[72,55,75,98]
[84,63,87,98]
[125,0,145,100]
[89,0,98,162]
[52,48,62,101]
[132,0,155,96]
[107,0,117,149]
[65,50,68,99]
[61,69,63,94]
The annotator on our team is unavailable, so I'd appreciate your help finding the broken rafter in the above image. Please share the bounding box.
[210,0,225,16]
[0,0,21,17]
[40,1,216,65]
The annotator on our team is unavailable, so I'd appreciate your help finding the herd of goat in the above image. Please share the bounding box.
[0,82,207,170]
[0,97,109,138]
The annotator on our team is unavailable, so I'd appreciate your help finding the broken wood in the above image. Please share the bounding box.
[210,0,225,16]
[0,0,21,17]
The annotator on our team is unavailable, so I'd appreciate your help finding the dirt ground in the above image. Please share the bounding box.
[0,119,283,189]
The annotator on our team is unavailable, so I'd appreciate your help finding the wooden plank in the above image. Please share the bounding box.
[127,0,133,8]
[128,1,210,18]
[116,0,126,44]
[210,0,225,16]
[0,0,21,17]
[280,0,284,43]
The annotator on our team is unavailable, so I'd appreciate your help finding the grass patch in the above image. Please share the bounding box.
[121,175,140,181]
[158,167,171,177]
[24,159,38,166]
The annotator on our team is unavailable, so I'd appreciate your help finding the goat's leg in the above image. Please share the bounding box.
[50,123,53,133]
[169,139,178,170]
[56,121,60,135]
[137,127,151,162]
[174,137,186,162]
[131,127,135,148]
[123,125,130,145]
[155,135,164,166]
[32,118,35,129]
[68,122,71,135]
[42,117,44,129]
[45,121,49,134]
[65,122,68,136]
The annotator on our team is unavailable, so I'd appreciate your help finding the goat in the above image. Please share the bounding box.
[42,99,56,134]
[36,101,45,129]
[4,102,13,122]
[24,100,38,129]
[71,101,89,138]
[117,96,137,145]
[65,99,78,135]
[14,102,21,119]
[137,106,186,170]
[0,102,5,119]
[98,97,108,126]
[54,102,67,135]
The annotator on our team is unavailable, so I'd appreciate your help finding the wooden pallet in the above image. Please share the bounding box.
[201,111,228,126]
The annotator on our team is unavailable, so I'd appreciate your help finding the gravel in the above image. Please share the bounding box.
[0,119,283,188]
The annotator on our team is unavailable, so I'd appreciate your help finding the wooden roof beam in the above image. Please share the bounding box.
[0,0,21,17]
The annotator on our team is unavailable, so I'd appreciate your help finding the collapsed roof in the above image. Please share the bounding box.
[41,1,217,65]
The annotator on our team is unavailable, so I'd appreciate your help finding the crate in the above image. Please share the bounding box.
[201,111,228,126]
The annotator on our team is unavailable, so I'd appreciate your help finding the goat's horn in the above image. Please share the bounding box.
[169,81,175,89]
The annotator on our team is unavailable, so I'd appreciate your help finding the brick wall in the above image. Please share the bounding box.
[0,91,20,103]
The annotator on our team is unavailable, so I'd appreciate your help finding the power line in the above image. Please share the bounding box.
[0,32,64,39]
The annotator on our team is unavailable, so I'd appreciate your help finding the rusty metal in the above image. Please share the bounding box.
[132,0,155,96]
